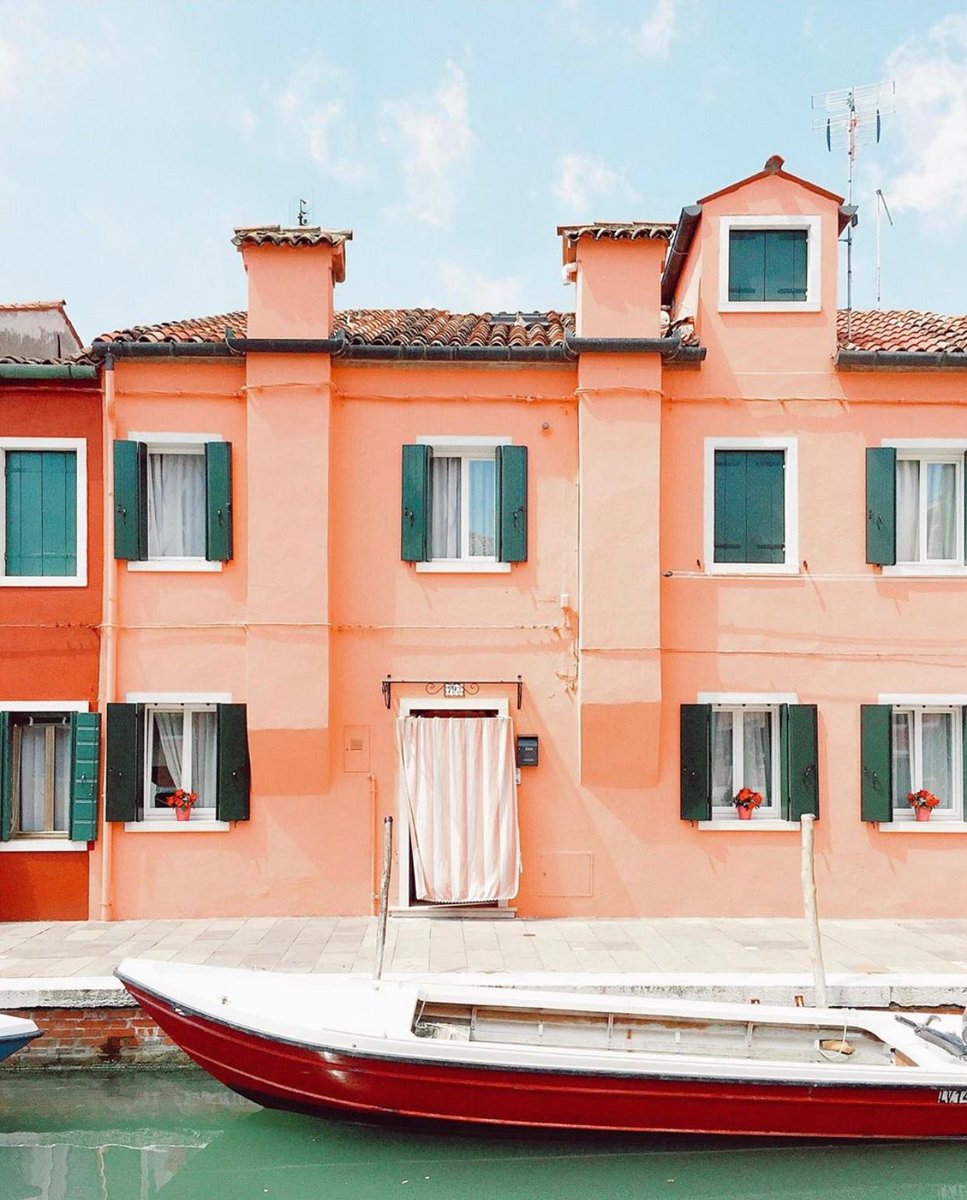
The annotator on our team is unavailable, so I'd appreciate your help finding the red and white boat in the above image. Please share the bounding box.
[116,958,967,1139]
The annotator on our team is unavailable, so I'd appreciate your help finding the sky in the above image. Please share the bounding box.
[2,0,967,344]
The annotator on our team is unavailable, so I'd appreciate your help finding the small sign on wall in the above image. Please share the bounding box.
[444,682,465,698]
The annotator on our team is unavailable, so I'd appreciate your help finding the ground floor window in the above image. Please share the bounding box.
[891,706,962,820]
[106,700,250,825]
[0,708,100,843]
[710,706,779,816]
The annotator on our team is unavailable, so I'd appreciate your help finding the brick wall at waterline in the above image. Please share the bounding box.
[2,1006,188,1068]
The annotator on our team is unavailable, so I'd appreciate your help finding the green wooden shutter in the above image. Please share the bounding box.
[0,713,11,842]
[861,704,893,822]
[764,230,808,301]
[728,230,764,301]
[713,450,746,562]
[746,451,785,563]
[866,448,896,566]
[680,704,712,821]
[114,441,147,561]
[216,704,251,822]
[781,704,819,820]
[205,441,234,562]
[5,451,77,577]
[105,703,144,822]
[401,444,431,562]
[69,712,101,842]
[496,445,528,563]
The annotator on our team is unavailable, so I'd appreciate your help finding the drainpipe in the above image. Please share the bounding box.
[98,355,118,921]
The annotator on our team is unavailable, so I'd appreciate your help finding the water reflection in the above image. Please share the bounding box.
[1,1070,967,1200]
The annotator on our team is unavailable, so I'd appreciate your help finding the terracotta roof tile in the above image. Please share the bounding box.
[557,221,675,243]
[97,309,575,349]
[838,310,967,354]
[231,226,351,249]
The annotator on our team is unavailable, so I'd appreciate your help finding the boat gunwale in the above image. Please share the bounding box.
[116,963,967,1092]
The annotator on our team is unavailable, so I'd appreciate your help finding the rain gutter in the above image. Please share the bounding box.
[660,205,703,307]
[0,362,98,380]
[836,350,967,371]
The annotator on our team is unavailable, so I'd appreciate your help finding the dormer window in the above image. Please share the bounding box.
[719,215,821,313]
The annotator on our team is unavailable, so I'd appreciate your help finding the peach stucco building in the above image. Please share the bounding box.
[69,156,967,922]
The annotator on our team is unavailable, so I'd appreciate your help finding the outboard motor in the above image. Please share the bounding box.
[896,1013,967,1060]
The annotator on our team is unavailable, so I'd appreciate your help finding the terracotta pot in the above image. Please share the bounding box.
[915,805,932,823]
[175,807,192,822]
[737,805,754,820]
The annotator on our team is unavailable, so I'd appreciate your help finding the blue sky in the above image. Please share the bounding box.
[2,1,966,343]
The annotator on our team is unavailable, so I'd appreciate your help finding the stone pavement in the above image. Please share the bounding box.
[2,915,967,985]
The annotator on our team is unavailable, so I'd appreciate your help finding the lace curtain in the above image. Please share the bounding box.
[147,452,206,558]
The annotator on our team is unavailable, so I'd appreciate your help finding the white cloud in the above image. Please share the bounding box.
[551,153,638,214]
[381,63,472,227]
[269,58,368,186]
[884,15,967,220]
[634,0,676,59]
[439,261,525,313]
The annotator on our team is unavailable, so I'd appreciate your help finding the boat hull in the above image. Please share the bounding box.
[123,979,967,1139]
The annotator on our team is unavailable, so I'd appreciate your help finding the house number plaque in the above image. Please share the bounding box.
[444,683,465,698]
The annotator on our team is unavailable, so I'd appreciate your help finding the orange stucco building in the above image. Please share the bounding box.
[0,304,102,919]
[15,155,964,924]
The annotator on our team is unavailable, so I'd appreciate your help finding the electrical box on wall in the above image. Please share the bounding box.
[516,736,539,767]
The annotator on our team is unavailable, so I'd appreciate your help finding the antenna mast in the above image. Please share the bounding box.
[811,81,895,337]
[874,189,894,309]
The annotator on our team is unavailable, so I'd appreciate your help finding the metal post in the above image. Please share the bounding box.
[800,814,828,1008]
[374,816,393,981]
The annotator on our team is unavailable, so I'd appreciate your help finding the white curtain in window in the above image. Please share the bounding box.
[742,711,772,802]
[896,460,919,562]
[154,712,184,789]
[53,726,70,831]
[430,457,461,559]
[17,724,69,833]
[891,711,913,806]
[926,462,957,560]
[710,710,733,805]
[192,711,217,806]
[147,452,206,558]
[396,716,520,903]
[922,711,953,810]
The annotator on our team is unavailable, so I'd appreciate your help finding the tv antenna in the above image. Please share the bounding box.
[874,189,894,309]
[297,198,310,227]
[811,81,895,335]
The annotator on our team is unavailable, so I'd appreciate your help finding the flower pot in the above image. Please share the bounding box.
[737,806,754,820]
[175,807,192,822]
[915,806,932,823]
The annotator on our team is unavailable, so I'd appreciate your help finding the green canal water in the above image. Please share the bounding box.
[1,1069,966,1200]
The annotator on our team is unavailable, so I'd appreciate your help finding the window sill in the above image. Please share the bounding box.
[878,821,967,833]
[415,561,512,574]
[706,565,800,577]
[123,819,230,833]
[698,818,803,831]
[881,564,967,577]
[0,576,87,588]
[127,559,223,573]
[0,839,89,853]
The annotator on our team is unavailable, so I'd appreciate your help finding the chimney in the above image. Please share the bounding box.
[558,223,667,339]
[232,226,352,340]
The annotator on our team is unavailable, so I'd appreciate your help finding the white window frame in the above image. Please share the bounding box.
[396,695,510,908]
[124,690,231,833]
[704,437,799,575]
[882,440,967,577]
[125,431,223,574]
[718,215,822,313]
[696,691,800,831]
[415,435,512,575]
[0,700,89,852]
[879,693,965,828]
[0,438,87,587]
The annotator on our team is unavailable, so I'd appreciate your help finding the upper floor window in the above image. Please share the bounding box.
[719,216,821,313]
[866,444,966,573]
[0,439,87,587]
[861,700,965,825]
[114,436,233,570]
[401,439,527,572]
[705,438,798,574]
